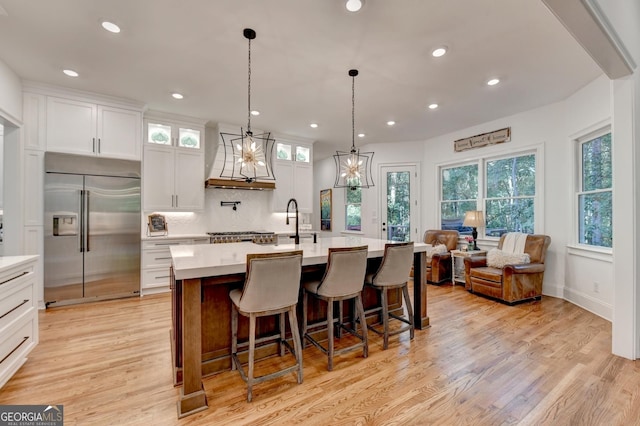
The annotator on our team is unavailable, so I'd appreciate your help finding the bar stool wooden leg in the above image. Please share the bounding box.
[247,314,256,402]
[288,307,304,384]
[355,294,368,358]
[337,300,343,338]
[279,312,286,356]
[402,285,415,339]
[327,298,334,371]
[380,288,390,350]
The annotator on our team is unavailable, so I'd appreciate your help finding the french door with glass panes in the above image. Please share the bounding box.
[379,164,419,242]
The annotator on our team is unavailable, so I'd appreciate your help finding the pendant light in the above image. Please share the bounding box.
[219,28,275,184]
[334,69,374,190]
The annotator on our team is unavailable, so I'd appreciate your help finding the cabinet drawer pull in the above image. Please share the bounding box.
[0,299,29,320]
[155,275,170,279]
[154,257,172,261]
[0,336,29,365]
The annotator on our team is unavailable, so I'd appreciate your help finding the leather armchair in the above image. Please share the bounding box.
[423,230,459,284]
[463,233,551,304]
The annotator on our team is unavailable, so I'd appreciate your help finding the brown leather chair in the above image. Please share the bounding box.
[423,230,459,284]
[463,234,551,304]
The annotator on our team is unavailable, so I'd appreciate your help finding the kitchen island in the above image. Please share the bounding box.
[170,236,428,417]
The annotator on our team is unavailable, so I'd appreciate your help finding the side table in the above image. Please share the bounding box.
[451,249,487,285]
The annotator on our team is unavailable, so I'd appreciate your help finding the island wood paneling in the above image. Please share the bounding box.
[1,286,639,425]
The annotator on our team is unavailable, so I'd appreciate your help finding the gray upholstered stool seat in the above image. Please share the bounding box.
[365,242,415,350]
[230,250,304,402]
[302,245,369,371]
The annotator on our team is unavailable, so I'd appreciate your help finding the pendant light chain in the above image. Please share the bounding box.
[351,74,355,152]
[247,36,252,133]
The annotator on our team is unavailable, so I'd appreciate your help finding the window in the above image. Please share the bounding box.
[578,131,612,248]
[345,186,361,231]
[440,164,478,235]
[439,150,538,238]
[485,154,536,236]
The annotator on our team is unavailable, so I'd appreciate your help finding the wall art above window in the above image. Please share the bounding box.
[454,127,511,152]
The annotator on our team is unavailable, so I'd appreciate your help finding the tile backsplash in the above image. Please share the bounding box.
[143,189,309,236]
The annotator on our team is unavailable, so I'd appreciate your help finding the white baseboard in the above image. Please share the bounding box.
[563,287,612,321]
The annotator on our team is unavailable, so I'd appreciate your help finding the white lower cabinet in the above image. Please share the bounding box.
[0,256,39,389]
[141,237,208,295]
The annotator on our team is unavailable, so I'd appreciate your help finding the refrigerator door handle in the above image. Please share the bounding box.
[85,190,90,252]
[80,189,85,252]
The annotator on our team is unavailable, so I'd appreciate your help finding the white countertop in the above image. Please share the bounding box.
[0,255,39,273]
[170,237,428,280]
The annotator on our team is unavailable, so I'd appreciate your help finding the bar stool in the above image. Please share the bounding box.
[229,250,304,402]
[302,245,368,371]
[365,242,415,350]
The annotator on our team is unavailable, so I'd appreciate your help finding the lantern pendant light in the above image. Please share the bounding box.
[333,69,374,190]
[219,28,275,184]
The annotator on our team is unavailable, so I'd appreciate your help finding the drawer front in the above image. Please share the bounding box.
[142,248,173,269]
[141,267,172,289]
[142,239,193,250]
[0,272,35,332]
[0,317,36,380]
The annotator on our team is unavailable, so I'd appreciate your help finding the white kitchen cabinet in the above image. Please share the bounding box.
[273,139,314,213]
[46,96,142,160]
[143,112,206,212]
[141,237,208,295]
[143,145,204,211]
[0,256,39,389]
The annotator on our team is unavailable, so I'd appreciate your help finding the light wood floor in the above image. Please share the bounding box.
[1,284,639,425]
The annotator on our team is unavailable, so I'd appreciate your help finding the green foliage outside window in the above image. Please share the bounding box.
[440,164,478,233]
[346,186,361,231]
[485,154,536,235]
[579,133,612,247]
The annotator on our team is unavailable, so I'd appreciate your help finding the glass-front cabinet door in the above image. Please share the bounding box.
[146,121,201,150]
[178,127,200,149]
[147,122,172,145]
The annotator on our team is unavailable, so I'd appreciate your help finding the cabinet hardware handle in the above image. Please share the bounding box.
[0,337,29,365]
[154,257,172,260]
[155,275,170,279]
[0,299,29,319]
[92,137,96,153]
[98,138,101,153]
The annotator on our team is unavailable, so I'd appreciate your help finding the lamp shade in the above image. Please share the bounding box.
[463,210,485,228]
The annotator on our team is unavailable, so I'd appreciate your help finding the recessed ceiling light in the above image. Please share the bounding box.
[310,123,318,128]
[428,103,439,110]
[63,69,79,77]
[171,93,184,99]
[358,133,365,138]
[101,21,121,33]
[432,47,447,57]
[346,0,363,12]
[487,78,500,86]
[250,110,260,116]
[387,121,396,126]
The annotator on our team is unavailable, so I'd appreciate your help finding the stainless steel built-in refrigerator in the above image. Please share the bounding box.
[44,152,141,307]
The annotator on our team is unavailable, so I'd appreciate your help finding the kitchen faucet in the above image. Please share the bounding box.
[285,198,300,245]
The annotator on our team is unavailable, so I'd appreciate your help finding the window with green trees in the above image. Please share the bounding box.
[440,164,478,235]
[485,154,536,236]
[346,186,361,231]
[578,131,612,248]
[439,151,538,237]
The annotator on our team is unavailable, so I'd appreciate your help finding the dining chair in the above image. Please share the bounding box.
[365,242,415,349]
[229,250,304,402]
[302,245,368,371]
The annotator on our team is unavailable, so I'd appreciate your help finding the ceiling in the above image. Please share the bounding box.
[0,0,603,160]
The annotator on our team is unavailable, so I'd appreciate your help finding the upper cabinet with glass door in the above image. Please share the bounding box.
[145,112,203,150]
[276,142,310,163]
